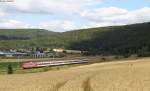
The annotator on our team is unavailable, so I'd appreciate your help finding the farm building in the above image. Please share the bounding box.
[53,48,64,52]
[65,50,82,54]
[53,49,82,54]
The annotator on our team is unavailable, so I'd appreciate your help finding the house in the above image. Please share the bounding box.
[47,52,64,58]
[30,51,64,58]
[0,51,28,57]
[30,52,46,58]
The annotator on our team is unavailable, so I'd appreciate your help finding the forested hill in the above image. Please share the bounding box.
[68,22,150,55]
[0,22,150,55]
[0,29,57,40]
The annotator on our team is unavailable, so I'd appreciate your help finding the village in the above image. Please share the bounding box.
[0,48,83,58]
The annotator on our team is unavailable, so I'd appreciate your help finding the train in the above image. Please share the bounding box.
[22,59,88,69]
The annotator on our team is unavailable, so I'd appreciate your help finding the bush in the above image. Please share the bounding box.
[43,66,50,72]
[7,64,13,74]
[123,54,131,58]
[114,56,119,59]
[101,57,106,61]
[137,52,150,57]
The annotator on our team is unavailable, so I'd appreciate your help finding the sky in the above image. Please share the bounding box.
[0,0,150,32]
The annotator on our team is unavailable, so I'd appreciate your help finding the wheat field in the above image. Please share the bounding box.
[0,58,150,91]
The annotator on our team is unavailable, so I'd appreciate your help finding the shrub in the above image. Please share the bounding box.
[137,52,150,57]
[101,57,106,61]
[123,54,131,58]
[7,64,13,74]
[114,56,119,59]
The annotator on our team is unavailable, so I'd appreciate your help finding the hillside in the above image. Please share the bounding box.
[68,22,150,55]
[0,22,150,55]
[0,29,59,48]
[0,29,57,40]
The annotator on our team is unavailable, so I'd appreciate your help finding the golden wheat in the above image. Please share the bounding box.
[0,58,150,91]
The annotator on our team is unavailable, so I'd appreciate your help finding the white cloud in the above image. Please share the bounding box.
[0,9,7,17]
[0,0,150,32]
[39,20,77,32]
[1,0,101,15]
[0,19,78,31]
[81,7,128,18]
[80,7,150,28]
[0,19,32,28]
[0,11,5,17]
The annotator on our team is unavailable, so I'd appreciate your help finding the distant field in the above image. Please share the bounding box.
[0,61,88,74]
[0,56,142,74]
[0,57,92,75]
[0,56,91,74]
[0,58,150,91]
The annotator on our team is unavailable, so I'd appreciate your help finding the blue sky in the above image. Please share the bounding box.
[0,0,150,32]
[99,0,150,10]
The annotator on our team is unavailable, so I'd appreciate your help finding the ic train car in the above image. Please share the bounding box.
[22,59,88,69]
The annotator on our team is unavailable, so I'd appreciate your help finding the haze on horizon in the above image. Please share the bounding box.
[0,0,150,32]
